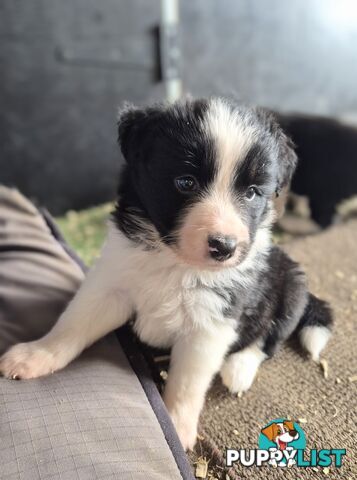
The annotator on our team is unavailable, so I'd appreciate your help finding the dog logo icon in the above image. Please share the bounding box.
[262,420,299,450]
[258,419,306,468]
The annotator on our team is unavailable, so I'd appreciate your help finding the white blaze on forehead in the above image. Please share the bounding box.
[277,423,285,433]
[203,98,257,192]
[175,99,265,266]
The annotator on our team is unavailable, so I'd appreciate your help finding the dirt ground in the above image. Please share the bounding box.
[57,203,356,479]
[192,220,357,479]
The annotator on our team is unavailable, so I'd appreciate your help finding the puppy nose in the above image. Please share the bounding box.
[208,235,237,261]
[289,429,298,437]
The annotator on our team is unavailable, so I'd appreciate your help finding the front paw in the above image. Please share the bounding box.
[0,342,56,380]
[220,346,265,394]
[169,410,198,451]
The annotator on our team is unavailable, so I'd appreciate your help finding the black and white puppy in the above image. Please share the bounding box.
[0,98,333,451]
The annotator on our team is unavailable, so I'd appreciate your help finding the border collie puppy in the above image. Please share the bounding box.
[0,98,332,450]
[277,113,357,226]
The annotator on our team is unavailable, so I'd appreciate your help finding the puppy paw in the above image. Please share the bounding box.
[299,325,331,362]
[169,410,197,451]
[220,346,266,394]
[0,342,57,380]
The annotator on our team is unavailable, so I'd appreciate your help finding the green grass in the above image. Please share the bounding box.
[56,203,113,266]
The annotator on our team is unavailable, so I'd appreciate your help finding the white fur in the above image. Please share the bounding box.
[299,325,331,361]
[220,343,267,393]
[163,324,237,450]
[0,226,135,379]
[204,98,257,191]
[0,221,271,450]
[0,99,289,451]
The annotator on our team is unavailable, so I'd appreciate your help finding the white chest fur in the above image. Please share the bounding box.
[100,226,242,348]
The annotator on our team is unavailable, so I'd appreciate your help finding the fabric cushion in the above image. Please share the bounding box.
[0,186,188,480]
[0,186,84,354]
[0,336,182,480]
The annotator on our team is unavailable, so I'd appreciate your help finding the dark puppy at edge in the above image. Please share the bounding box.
[0,98,333,450]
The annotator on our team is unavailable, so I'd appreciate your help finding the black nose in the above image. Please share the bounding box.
[289,429,298,437]
[208,235,237,261]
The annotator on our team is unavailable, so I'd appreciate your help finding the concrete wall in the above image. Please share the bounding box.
[1,0,356,213]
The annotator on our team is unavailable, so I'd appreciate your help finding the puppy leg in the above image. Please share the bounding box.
[221,291,305,394]
[163,325,236,451]
[220,343,266,394]
[0,241,134,379]
[297,294,333,361]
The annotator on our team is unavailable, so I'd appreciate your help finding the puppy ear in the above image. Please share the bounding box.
[284,421,295,431]
[261,423,277,441]
[117,103,148,161]
[255,108,297,196]
[275,126,297,196]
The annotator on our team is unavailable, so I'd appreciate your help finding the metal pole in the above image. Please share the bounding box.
[161,0,182,102]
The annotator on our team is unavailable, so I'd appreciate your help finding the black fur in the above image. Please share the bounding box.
[277,113,357,226]
[114,98,333,359]
[226,247,310,356]
[114,101,295,248]
[114,100,216,242]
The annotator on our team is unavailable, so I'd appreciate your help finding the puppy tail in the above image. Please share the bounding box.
[296,294,333,361]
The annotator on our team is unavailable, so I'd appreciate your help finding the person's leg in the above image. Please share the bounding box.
[0,231,134,379]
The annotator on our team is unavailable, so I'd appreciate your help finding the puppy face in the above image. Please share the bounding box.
[116,98,296,269]
[261,421,299,449]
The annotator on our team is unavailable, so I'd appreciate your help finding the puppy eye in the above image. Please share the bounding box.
[245,186,258,201]
[175,175,199,193]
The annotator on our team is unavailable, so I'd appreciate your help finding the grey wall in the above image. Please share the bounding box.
[1,0,357,213]
[0,0,162,214]
[181,0,357,116]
